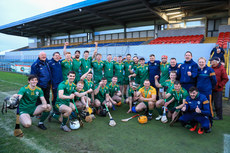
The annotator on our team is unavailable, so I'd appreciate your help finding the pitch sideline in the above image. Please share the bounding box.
[224,134,230,153]
[0,91,53,153]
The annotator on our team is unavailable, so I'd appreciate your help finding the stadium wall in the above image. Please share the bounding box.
[158,27,206,37]
[4,43,216,63]
[219,25,230,33]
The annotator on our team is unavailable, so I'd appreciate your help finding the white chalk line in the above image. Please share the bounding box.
[224,134,230,153]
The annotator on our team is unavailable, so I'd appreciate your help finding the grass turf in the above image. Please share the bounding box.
[0,71,230,153]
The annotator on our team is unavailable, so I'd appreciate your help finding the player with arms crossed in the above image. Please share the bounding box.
[13,75,52,130]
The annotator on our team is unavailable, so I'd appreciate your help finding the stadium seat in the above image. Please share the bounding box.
[149,35,204,45]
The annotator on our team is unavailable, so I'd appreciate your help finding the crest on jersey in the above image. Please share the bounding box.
[204,70,207,73]
[197,101,200,105]
[189,66,191,69]
[36,91,39,96]
[154,63,157,65]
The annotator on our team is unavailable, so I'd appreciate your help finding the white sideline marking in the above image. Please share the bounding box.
[224,134,230,153]
[0,122,52,153]
[0,79,24,86]
[0,90,52,153]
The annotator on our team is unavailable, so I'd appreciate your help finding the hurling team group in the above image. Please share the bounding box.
[14,42,229,134]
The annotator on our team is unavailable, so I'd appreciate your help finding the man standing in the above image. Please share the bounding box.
[103,54,114,84]
[211,57,229,120]
[212,48,225,65]
[129,58,149,87]
[114,56,125,94]
[31,51,52,105]
[197,57,217,117]
[148,54,160,88]
[48,52,63,110]
[80,42,98,75]
[159,55,170,83]
[63,42,82,83]
[92,53,104,85]
[14,75,52,130]
[129,56,140,83]
[61,52,73,81]
[178,51,198,91]
[179,87,212,134]
[169,58,180,74]
[123,54,134,99]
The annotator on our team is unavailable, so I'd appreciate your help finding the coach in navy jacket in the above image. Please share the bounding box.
[179,87,211,133]
[48,52,63,108]
[178,51,198,91]
[31,51,52,104]
[148,54,160,88]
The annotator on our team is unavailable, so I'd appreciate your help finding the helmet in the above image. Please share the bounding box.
[5,96,19,109]
[69,119,80,130]
[116,102,122,106]
[138,115,148,124]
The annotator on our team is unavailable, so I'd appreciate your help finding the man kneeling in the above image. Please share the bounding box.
[179,87,212,134]
[54,71,91,132]
[133,79,156,120]
[14,75,52,130]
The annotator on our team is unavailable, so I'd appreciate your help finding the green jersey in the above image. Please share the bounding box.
[114,62,124,85]
[92,60,104,84]
[161,80,174,102]
[72,58,81,83]
[95,85,109,103]
[83,78,94,91]
[80,57,92,75]
[56,80,77,106]
[168,87,188,106]
[128,86,141,97]
[132,62,140,83]
[161,80,174,93]
[135,64,149,86]
[124,60,134,76]
[18,85,44,109]
[160,62,170,84]
[103,60,114,82]
[75,89,84,101]
[108,82,120,97]
[61,59,73,81]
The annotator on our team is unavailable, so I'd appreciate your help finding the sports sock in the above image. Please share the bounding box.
[40,111,50,122]
[52,113,60,121]
[61,116,68,126]
[148,109,153,116]
[156,108,162,115]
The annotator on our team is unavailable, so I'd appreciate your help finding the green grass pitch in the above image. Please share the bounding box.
[0,71,230,153]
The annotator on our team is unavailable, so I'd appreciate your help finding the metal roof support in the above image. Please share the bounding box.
[85,8,124,26]
[124,25,127,39]
[140,0,169,23]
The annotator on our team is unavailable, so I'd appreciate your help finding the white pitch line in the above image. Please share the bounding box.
[0,79,24,86]
[224,134,230,153]
[0,121,52,153]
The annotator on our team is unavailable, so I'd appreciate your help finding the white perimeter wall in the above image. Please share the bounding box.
[5,43,216,64]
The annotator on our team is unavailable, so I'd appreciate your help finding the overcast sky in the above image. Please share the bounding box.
[0,0,85,51]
